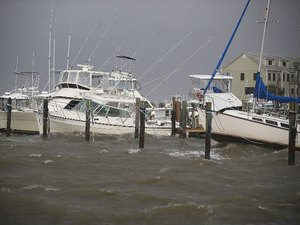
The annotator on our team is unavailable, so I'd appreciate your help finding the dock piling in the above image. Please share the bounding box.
[171,97,176,136]
[205,102,212,159]
[139,106,145,149]
[6,97,12,137]
[135,98,140,139]
[288,102,297,165]
[85,99,91,142]
[179,100,187,138]
[42,98,49,138]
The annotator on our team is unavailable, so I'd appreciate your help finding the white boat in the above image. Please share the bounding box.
[35,56,174,136]
[195,0,300,148]
[0,72,40,133]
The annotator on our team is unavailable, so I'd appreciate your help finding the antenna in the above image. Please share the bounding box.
[88,13,118,64]
[70,19,101,68]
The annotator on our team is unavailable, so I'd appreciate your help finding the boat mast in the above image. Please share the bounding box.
[48,1,54,92]
[52,16,56,90]
[203,0,251,95]
[258,0,271,73]
[31,51,35,96]
[14,56,19,93]
[66,18,72,70]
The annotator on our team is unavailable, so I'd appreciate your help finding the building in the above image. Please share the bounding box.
[223,52,300,100]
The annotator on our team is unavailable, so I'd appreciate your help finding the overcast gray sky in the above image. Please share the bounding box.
[0,0,299,100]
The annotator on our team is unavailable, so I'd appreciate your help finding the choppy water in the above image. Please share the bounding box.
[0,132,299,225]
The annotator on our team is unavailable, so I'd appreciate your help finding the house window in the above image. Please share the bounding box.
[282,87,285,94]
[268,73,271,81]
[268,60,273,65]
[283,74,285,82]
[253,73,257,81]
[273,73,276,81]
[240,73,245,81]
[287,74,290,82]
[291,88,294,94]
[283,61,286,66]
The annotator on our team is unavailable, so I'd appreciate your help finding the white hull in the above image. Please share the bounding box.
[198,109,300,148]
[0,110,39,133]
[35,112,172,137]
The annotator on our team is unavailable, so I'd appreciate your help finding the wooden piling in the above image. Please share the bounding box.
[135,98,140,139]
[6,97,12,137]
[171,97,176,136]
[171,109,176,136]
[288,101,297,165]
[139,106,145,149]
[179,100,187,138]
[205,102,212,159]
[42,98,49,138]
[85,99,91,142]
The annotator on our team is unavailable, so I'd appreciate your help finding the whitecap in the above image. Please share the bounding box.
[29,154,41,157]
[23,184,42,190]
[44,186,60,191]
[44,160,53,164]
[127,148,140,154]
[99,149,108,154]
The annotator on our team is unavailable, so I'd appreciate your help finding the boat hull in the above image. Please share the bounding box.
[198,109,300,148]
[35,112,172,137]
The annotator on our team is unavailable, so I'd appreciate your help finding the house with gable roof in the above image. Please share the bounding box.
[223,52,300,100]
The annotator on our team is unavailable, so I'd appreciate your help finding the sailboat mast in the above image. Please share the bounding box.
[66,19,72,70]
[258,0,271,73]
[203,0,251,95]
[14,56,19,93]
[52,16,56,90]
[48,1,54,92]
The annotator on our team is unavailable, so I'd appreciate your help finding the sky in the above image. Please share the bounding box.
[0,0,299,101]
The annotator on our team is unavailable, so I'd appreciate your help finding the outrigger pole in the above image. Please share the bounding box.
[203,0,251,95]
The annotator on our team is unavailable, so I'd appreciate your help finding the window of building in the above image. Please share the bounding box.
[283,73,285,82]
[253,73,257,81]
[268,60,273,65]
[240,73,245,81]
[282,88,285,94]
[291,88,294,95]
[268,73,271,81]
[283,61,286,66]
[273,73,276,81]
[287,74,290,82]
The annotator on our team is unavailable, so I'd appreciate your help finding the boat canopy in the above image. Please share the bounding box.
[254,72,300,103]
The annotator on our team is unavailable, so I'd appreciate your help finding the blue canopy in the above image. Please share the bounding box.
[254,72,300,103]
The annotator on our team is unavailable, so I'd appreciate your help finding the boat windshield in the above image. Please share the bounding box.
[73,99,133,118]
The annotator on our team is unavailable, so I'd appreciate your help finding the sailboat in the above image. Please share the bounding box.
[197,0,300,148]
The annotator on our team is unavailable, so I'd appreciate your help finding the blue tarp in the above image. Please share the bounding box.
[254,72,300,103]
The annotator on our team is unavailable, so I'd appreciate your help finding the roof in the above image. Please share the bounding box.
[189,74,233,80]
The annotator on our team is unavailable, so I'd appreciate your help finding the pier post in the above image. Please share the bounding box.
[205,102,212,159]
[171,97,176,136]
[135,98,140,139]
[6,97,12,137]
[85,99,91,142]
[179,100,187,138]
[139,106,145,149]
[288,102,297,165]
[42,98,49,138]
